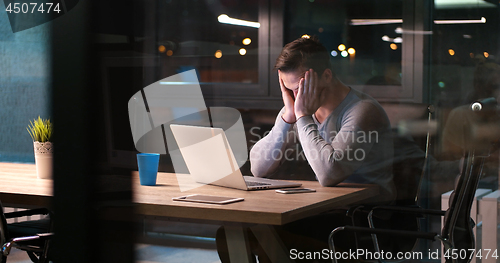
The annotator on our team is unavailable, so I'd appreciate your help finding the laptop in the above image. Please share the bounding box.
[169,124,302,190]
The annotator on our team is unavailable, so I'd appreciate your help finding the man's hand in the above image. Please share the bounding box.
[294,69,324,119]
[279,70,296,123]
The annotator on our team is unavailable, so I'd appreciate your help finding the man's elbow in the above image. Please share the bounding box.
[316,172,343,187]
[250,165,268,178]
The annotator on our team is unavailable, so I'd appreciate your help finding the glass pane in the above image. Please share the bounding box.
[285,0,403,86]
[430,2,499,106]
[0,13,51,163]
[431,1,500,178]
[157,0,260,84]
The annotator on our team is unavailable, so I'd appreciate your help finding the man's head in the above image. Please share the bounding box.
[275,36,334,96]
[275,36,332,76]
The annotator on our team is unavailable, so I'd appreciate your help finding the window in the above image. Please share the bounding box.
[284,0,425,102]
[156,0,269,97]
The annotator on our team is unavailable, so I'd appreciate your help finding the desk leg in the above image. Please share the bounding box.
[225,226,253,263]
[250,225,293,263]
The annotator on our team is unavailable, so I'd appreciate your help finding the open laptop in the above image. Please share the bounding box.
[169,124,301,190]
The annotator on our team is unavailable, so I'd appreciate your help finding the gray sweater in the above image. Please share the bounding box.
[250,88,396,204]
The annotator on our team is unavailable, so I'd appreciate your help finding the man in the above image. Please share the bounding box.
[217,36,395,262]
[251,36,395,204]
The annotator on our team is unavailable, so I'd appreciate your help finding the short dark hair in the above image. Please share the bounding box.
[274,36,332,75]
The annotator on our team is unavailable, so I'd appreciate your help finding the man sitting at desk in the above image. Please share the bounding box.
[217,36,395,262]
[251,36,395,203]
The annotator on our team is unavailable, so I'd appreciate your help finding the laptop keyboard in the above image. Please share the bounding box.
[245,181,271,186]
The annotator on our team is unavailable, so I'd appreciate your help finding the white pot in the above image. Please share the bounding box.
[33,141,53,179]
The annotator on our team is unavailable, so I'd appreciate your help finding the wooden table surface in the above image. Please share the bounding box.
[0,162,52,207]
[0,163,380,226]
[132,171,379,225]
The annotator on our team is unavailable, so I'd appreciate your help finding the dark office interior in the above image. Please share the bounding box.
[1,0,500,262]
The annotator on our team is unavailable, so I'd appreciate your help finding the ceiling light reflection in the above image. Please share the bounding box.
[434,17,486,24]
[218,14,260,28]
[395,27,433,35]
[351,17,486,26]
[350,19,402,26]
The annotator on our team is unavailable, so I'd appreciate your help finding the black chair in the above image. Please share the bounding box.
[0,202,54,263]
[343,104,435,255]
[329,147,487,263]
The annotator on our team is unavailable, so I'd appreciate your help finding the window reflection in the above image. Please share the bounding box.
[285,0,403,87]
[157,0,260,84]
[431,2,499,106]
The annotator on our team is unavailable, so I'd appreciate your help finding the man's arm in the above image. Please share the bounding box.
[249,109,296,177]
[296,101,384,186]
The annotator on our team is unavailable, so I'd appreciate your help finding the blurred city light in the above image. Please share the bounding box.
[338,44,346,51]
[239,48,247,56]
[302,34,310,39]
[242,38,251,45]
[215,50,222,58]
[449,49,455,56]
[390,43,397,50]
[347,48,355,55]
[341,51,348,57]
[331,50,338,57]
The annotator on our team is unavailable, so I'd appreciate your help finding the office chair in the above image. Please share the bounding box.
[0,202,53,263]
[329,146,487,263]
[344,104,435,255]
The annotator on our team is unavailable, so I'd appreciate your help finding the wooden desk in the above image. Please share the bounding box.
[134,172,379,263]
[0,162,52,208]
[0,163,380,262]
[133,171,379,225]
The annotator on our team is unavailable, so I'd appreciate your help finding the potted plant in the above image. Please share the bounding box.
[27,116,53,179]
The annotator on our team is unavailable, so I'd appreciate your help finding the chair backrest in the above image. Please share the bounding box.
[381,103,434,206]
[441,151,485,259]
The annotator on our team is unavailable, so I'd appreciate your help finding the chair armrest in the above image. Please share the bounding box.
[330,226,438,240]
[2,233,54,256]
[4,208,52,219]
[370,206,446,216]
